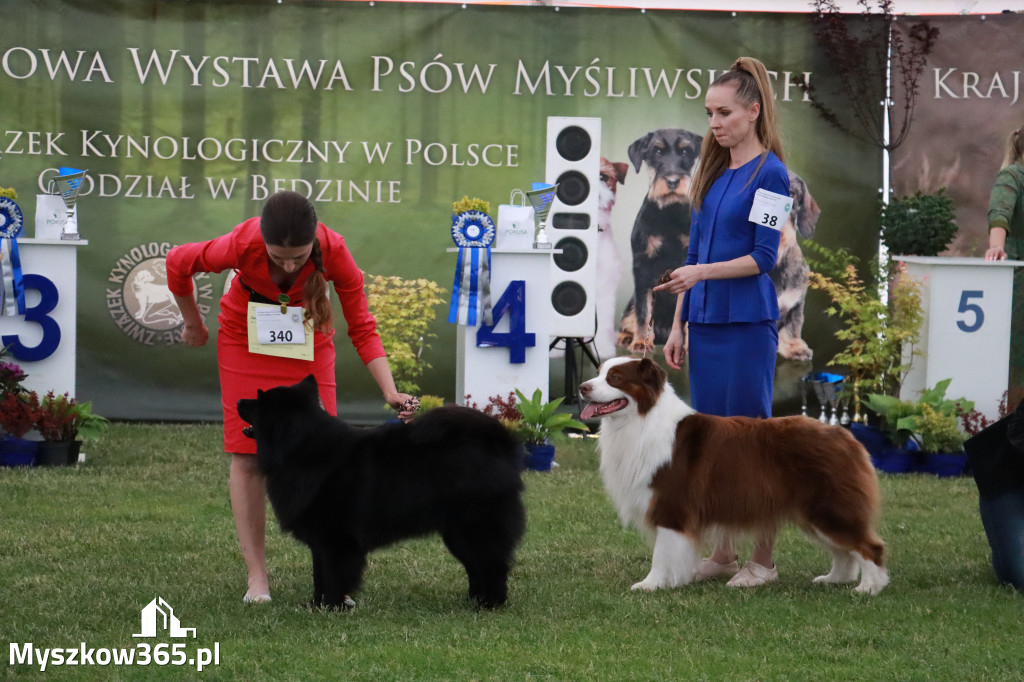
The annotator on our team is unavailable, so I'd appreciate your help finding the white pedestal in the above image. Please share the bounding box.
[897,256,1024,419]
[453,248,556,406]
[0,238,88,398]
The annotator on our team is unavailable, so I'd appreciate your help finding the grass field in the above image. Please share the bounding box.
[2,423,1022,681]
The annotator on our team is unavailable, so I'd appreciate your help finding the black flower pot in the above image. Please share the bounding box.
[36,440,81,467]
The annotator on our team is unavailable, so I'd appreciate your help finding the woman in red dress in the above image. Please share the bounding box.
[167,191,415,603]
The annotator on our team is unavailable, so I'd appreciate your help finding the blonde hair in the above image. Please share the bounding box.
[689,57,786,210]
[1002,127,1024,168]
[260,191,333,334]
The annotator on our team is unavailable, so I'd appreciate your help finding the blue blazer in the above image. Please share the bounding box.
[682,151,788,324]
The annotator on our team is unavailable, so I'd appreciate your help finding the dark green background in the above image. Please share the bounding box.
[2,0,882,420]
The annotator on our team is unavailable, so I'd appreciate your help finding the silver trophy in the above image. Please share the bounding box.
[525,182,559,249]
[49,168,88,241]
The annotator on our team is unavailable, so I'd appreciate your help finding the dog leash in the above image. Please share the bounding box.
[640,270,676,360]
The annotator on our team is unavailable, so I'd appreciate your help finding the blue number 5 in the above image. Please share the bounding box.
[2,274,61,361]
[956,290,984,333]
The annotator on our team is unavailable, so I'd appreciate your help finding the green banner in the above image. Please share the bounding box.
[1,0,881,420]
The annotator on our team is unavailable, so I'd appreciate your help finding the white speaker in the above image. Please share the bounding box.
[545,116,601,339]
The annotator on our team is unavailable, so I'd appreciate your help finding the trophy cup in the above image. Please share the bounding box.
[525,182,558,249]
[49,167,88,241]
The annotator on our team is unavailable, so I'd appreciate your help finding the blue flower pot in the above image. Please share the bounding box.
[921,452,968,478]
[524,443,555,472]
[850,423,921,474]
[0,435,38,467]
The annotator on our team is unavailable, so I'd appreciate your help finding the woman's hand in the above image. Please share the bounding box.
[986,245,1008,261]
[653,265,704,295]
[663,324,688,370]
[387,392,419,421]
[181,322,209,347]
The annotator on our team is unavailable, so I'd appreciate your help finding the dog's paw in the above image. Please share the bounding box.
[628,338,654,356]
[630,579,660,592]
[778,338,813,362]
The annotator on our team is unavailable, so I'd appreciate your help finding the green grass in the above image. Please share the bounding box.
[2,424,1022,681]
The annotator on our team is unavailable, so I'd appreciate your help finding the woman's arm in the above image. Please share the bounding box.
[366,356,416,420]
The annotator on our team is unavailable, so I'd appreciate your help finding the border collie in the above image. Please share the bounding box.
[579,357,888,595]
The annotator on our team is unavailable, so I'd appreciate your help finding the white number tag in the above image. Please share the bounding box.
[748,188,793,231]
[255,306,306,344]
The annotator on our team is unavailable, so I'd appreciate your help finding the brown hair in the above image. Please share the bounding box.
[1002,127,1024,169]
[260,191,333,333]
[689,57,786,210]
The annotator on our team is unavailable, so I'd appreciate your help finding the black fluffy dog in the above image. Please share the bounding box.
[237,375,526,610]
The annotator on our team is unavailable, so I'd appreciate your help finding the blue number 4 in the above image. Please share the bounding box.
[476,280,536,363]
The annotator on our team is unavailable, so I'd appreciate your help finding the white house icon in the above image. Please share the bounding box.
[132,597,197,638]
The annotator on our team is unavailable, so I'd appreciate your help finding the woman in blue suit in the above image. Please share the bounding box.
[655,57,789,588]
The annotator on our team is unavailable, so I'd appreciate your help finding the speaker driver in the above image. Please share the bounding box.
[555,171,590,206]
[551,281,587,317]
[551,213,592,230]
[553,237,588,272]
[555,125,592,162]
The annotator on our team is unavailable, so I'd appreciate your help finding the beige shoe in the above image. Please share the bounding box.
[726,561,778,587]
[242,592,271,604]
[694,558,740,582]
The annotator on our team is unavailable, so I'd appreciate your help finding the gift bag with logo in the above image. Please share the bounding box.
[496,189,535,250]
[35,193,72,240]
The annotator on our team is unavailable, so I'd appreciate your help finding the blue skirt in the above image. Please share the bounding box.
[687,321,777,418]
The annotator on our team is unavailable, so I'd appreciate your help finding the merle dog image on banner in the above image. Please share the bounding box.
[771,170,821,362]
[237,375,526,610]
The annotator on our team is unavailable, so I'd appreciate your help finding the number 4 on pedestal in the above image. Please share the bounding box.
[476,280,535,363]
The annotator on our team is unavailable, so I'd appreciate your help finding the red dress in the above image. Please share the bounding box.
[166,218,385,454]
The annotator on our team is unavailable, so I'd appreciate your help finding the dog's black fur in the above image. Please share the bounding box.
[236,375,526,610]
[617,128,703,352]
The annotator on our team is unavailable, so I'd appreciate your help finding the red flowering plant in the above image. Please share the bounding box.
[0,390,41,438]
[34,391,109,442]
[0,347,28,398]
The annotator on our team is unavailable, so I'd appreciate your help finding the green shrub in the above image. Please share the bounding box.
[879,189,958,256]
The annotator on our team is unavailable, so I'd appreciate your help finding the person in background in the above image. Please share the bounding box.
[965,399,1024,591]
[167,191,415,604]
[655,57,788,588]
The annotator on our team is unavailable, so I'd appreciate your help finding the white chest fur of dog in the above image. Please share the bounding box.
[579,357,889,595]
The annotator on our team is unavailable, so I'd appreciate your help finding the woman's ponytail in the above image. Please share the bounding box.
[302,238,333,334]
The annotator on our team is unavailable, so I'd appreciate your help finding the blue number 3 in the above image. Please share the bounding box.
[2,274,61,361]
[957,290,984,333]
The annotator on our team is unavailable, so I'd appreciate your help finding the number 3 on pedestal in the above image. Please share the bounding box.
[476,280,536,363]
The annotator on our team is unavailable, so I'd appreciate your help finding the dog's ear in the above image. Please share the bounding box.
[799,187,822,239]
[612,161,629,186]
[627,133,654,173]
[637,358,668,390]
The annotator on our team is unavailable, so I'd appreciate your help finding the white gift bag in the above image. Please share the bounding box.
[35,194,72,239]
[496,190,535,250]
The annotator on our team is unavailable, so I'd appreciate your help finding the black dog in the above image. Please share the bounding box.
[617,128,703,353]
[237,375,526,610]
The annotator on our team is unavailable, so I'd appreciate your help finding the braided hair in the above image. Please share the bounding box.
[259,191,333,333]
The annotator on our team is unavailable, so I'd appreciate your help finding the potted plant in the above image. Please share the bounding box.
[512,388,588,472]
[878,188,958,257]
[0,390,41,467]
[34,391,109,466]
[863,379,973,476]
[808,259,924,419]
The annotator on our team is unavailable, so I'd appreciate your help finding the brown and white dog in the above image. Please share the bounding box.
[579,357,889,595]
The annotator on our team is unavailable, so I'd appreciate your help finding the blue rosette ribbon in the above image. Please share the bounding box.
[448,210,495,326]
[0,197,26,317]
